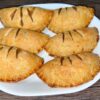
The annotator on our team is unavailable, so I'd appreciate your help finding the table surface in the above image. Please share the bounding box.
[0,0,100,100]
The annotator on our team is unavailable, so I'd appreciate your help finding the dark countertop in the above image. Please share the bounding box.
[0,0,100,100]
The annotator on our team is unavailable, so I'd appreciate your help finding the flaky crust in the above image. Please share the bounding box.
[37,53,100,87]
[48,6,94,33]
[0,7,53,31]
[0,45,43,82]
[45,27,99,57]
[0,28,49,53]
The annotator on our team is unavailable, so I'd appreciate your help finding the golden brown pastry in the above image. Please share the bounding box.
[45,27,99,57]
[0,45,43,82]
[37,53,100,87]
[0,7,53,31]
[0,28,49,53]
[48,6,94,33]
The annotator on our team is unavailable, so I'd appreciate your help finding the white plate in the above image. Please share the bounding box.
[0,3,100,96]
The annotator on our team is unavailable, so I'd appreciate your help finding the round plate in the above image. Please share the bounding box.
[0,3,100,96]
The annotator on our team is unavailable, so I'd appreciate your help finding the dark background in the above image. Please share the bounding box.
[0,0,100,100]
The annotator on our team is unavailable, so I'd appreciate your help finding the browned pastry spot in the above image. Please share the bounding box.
[20,7,23,26]
[74,30,83,37]
[68,57,72,64]
[10,9,17,20]
[7,47,13,57]
[15,28,20,38]
[72,6,77,11]
[75,55,82,60]
[0,46,3,50]
[27,8,34,22]
[65,8,67,11]
[97,35,99,42]
[60,57,64,65]
[49,53,56,57]
[68,31,73,40]
[58,8,62,14]
[62,33,65,42]
[16,48,21,58]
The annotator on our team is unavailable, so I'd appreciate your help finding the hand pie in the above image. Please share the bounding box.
[0,7,53,31]
[37,53,100,87]
[0,28,49,53]
[0,45,43,82]
[48,6,94,33]
[45,27,99,57]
